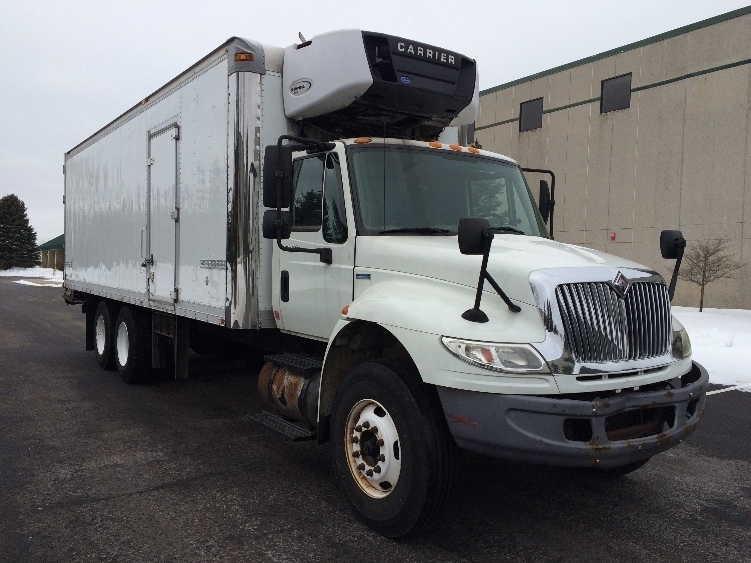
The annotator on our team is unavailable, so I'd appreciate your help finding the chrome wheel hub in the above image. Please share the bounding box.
[345,399,401,498]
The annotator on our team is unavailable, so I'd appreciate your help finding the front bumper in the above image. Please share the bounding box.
[436,361,708,469]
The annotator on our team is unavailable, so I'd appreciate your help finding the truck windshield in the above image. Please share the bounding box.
[348,145,548,237]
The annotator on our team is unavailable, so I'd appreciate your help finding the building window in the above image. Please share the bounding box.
[519,98,543,132]
[601,73,632,113]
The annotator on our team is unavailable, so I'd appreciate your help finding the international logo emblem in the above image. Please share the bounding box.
[612,271,629,296]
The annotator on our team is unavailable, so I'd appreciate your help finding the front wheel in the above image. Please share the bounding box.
[331,361,454,537]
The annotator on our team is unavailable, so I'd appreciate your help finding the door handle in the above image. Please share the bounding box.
[281,270,289,302]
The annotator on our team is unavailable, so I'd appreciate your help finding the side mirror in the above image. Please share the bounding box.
[458,218,491,255]
[660,230,686,259]
[538,180,551,224]
[262,209,292,240]
[263,145,293,208]
[660,229,686,302]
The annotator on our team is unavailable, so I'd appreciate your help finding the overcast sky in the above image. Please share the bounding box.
[1,0,749,243]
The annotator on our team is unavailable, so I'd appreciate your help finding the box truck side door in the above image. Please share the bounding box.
[278,148,354,339]
[147,123,179,304]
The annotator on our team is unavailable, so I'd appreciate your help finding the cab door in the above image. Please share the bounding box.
[277,147,354,339]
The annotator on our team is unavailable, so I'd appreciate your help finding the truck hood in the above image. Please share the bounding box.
[355,235,649,306]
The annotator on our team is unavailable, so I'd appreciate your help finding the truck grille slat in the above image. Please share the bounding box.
[555,282,671,363]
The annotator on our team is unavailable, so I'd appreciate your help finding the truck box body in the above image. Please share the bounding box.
[65,38,286,329]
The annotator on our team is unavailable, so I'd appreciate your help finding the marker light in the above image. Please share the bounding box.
[449,144,462,151]
[355,137,372,144]
[428,141,442,148]
[441,337,549,374]
[468,146,480,154]
[235,53,254,62]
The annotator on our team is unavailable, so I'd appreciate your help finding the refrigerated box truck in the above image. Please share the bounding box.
[63,29,708,537]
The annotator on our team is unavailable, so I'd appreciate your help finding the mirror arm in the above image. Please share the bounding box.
[521,168,556,239]
[462,232,520,323]
[276,235,332,264]
[484,270,521,313]
[667,244,685,302]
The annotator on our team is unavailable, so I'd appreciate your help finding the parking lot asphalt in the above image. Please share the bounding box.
[1,277,750,562]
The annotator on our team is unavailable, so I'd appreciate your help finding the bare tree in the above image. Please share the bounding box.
[678,238,744,311]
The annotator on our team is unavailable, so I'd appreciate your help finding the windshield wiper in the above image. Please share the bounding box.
[379,227,450,235]
[489,226,525,235]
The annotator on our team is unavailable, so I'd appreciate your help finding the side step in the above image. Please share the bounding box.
[264,352,323,374]
[248,410,317,442]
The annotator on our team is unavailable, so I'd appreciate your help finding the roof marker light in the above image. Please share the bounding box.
[468,146,480,154]
[428,141,442,148]
[235,53,254,62]
[355,137,372,144]
[449,144,462,151]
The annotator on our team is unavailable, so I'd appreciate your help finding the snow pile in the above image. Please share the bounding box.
[1,267,63,287]
[673,306,751,392]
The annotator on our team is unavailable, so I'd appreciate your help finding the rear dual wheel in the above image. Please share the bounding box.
[115,306,151,384]
[94,301,116,370]
[331,361,455,538]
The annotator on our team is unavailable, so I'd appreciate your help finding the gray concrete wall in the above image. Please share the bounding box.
[477,11,751,309]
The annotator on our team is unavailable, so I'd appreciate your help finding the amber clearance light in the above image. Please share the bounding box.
[235,53,254,62]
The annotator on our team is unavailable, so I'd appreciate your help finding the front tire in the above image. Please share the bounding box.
[115,306,151,384]
[331,361,454,537]
[94,301,116,370]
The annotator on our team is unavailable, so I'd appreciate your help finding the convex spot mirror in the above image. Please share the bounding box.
[458,218,492,255]
[660,229,686,259]
[262,209,292,240]
[263,145,293,208]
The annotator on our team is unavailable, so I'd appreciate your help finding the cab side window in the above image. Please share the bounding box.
[291,155,324,230]
[323,153,347,243]
[291,153,348,243]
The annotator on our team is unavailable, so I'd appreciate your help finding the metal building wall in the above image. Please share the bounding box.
[476,7,751,309]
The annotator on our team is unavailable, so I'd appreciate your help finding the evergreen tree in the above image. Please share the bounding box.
[0,194,39,270]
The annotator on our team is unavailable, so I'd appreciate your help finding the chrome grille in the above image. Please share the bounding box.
[555,282,671,363]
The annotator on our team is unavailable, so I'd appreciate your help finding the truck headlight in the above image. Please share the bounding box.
[672,326,692,359]
[441,337,550,374]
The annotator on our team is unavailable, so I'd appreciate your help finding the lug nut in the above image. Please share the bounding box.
[366,469,373,477]
[377,454,385,462]
[355,425,362,432]
[357,463,365,471]
[351,436,359,444]
[362,421,370,429]
[352,451,360,458]
[374,465,381,474]
[377,439,384,446]
[370,426,378,434]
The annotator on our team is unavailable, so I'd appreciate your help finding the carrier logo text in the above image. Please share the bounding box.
[396,42,456,65]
